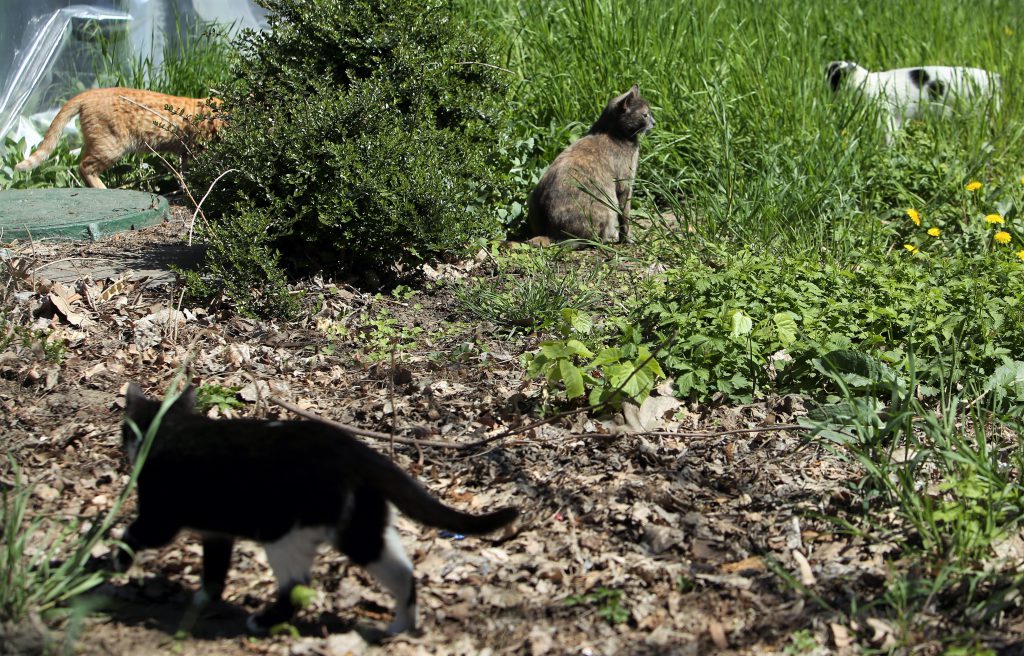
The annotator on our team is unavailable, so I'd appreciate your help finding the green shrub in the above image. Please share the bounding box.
[188,0,512,316]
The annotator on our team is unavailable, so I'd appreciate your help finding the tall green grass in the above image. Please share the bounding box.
[93,19,235,98]
[807,351,1024,644]
[460,0,1024,257]
[1,381,184,645]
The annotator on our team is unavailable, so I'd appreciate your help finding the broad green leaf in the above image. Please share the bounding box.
[561,309,593,335]
[589,347,624,368]
[525,353,549,377]
[605,362,643,399]
[559,359,585,399]
[676,372,695,396]
[539,342,566,359]
[729,309,753,338]
[566,339,595,358]
[636,348,666,379]
[773,312,799,345]
[986,361,1024,398]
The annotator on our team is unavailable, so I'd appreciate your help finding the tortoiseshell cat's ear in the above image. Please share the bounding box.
[618,84,641,111]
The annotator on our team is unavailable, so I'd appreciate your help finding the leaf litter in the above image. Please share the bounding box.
[2,217,1021,655]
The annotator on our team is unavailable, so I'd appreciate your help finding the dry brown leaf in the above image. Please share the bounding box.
[708,621,729,649]
[35,484,60,502]
[720,555,766,574]
[865,618,897,650]
[622,395,682,433]
[792,549,816,586]
[830,622,852,649]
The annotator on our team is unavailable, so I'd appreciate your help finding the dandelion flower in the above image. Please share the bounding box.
[1017,250,1024,262]
[906,208,921,225]
[927,227,941,237]
[986,213,1005,225]
[904,244,918,253]
[995,231,1012,245]
[966,181,983,192]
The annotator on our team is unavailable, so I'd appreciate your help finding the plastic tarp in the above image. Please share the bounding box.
[0,5,130,141]
[0,0,267,143]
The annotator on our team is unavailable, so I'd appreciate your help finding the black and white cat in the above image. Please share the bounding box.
[826,61,1000,142]
[117,383,518,635]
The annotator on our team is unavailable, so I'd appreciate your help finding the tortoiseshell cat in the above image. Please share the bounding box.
[16,88,222,189]
[528,85,655,243]
[117,383,518,634]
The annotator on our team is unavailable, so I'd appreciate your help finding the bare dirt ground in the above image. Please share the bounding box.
[2,215,1018,655]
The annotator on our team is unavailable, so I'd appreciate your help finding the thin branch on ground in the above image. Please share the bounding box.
[268,396,477,449]
[639,424,809,438]
[270,328,681,451]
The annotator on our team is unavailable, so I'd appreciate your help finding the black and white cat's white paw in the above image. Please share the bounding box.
[367,524,419,635]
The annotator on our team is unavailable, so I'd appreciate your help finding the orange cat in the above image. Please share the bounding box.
[15,88,222,189]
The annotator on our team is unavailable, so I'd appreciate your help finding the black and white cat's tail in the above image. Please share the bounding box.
[393,489,518,535]
[365,455,518,535]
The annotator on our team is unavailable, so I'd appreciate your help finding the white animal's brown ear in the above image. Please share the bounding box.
[125,382,146,409]
[826,61,852,93]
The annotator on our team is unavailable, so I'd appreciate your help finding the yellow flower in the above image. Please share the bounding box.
[1020,175,1024,185]
[1017,250,1024,262]
[904,243,918,253]
[966,181,983,191]
[906,208,921,225]
[927,227,941,237]
[995,231,1012,245]
[986,213,1005,224]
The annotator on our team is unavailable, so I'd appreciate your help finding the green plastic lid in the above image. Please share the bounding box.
[0,188,169,241]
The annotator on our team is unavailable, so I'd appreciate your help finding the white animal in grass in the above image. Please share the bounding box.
[825,61,1000,142]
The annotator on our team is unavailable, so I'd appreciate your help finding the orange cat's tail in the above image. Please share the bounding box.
[15,94,86,172]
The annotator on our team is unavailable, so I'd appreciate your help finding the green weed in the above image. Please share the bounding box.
[524,312,664,409]
[1,380,186,647]
[563,587,630,625]
[194,384,244,414]
[805,351,1024,631]
[1,137,80,190]
[784,629,821,656]
[454,245,604,331]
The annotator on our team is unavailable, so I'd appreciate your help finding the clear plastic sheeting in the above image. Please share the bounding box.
[0,5,131,142]
[0,0,267,143]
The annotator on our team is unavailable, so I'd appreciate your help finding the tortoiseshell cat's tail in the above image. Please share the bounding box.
[363,452,518,535]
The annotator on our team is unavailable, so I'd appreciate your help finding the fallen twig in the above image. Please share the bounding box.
[268,396,476,449]
[270,328,681,452]
[638,424,808,438]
